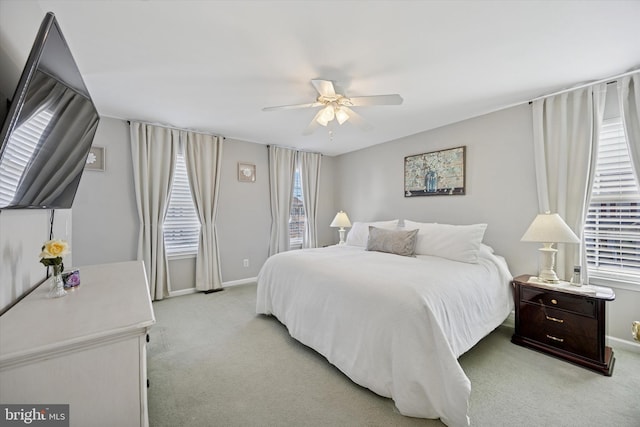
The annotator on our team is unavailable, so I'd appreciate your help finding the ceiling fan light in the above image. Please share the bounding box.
[323,106,335,121]
[316,106,334,126]
[335,108,349,125]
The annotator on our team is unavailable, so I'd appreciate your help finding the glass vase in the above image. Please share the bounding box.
[48,264,67,298]
[426,170,438,193]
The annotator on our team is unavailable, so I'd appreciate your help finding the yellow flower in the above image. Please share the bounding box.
[40,239,70,259]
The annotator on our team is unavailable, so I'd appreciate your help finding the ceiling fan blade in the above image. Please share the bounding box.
[262,102,323,111]
[347,94,403,106]
[311,79,336,97]
[302,109,325,135]
[341,107,373,131]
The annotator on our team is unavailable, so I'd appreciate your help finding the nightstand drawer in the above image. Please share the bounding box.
[521,286,596,317]
[519,302,599,360]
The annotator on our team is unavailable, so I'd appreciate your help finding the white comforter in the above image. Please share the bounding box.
[256,244,513,427]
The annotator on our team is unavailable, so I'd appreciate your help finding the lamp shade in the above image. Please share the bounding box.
[521,212,580,244]
[330,211,352,228]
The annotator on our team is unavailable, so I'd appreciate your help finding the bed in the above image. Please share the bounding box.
[256,221,514,427]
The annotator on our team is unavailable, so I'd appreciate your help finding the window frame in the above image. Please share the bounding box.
[585,117,640,291]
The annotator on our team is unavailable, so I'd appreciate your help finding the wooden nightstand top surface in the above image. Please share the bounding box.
[513,274,615,301]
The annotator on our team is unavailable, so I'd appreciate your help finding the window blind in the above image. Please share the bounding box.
[584,117,640,283]
[289,169,305,249]
[164,152,200,257]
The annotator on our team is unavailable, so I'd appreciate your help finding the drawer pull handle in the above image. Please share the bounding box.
[545,315,564,323]
[546,334,564,343]
[551,299,558,305]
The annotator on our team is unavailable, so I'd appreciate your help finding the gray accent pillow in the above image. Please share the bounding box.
[366,226,419,257]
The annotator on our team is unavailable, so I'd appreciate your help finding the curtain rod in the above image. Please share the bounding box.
[127,119,224,139]
[528,67,640,103]
[266,144,323,156]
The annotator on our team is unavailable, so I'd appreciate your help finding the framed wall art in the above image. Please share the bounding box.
[404,146,465,197]
[85,146,105,171]
[238,162,256,182]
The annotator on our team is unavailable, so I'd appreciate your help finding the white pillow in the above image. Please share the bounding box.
[405,222,488,263]
[403,219,436,228]
[345,220,399,247]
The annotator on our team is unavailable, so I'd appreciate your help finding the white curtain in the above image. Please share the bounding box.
[182,131,223,292]
[531,85,607,281]
[268,146,296,255]
[618,73,640,184]
[298,151,322,248]
[130,122,178,300]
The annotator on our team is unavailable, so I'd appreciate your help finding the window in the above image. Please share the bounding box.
[164,151,200,257]
[289,168,306,249]
[584,117,640,284]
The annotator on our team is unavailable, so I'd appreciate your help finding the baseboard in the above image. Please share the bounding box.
[167,277,257,298]
[607,336,640,354]
[223,277,257,287]
[168,288,197,297]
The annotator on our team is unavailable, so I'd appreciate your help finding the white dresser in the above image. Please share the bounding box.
[0,261,155,427]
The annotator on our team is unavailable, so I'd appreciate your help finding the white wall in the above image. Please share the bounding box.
[336,103,538,276]
[210,138,272,284]
[72,118,138,266]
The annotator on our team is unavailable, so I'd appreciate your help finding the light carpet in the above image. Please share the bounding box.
[147,283,640,426]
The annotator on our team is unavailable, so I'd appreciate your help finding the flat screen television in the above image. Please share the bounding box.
[0,12,100,209]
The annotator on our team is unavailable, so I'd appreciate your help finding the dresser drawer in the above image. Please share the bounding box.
[519,302,599,360]
[521,286,596,317]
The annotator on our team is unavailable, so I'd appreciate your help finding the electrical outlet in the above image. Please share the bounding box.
[243,259,249,268]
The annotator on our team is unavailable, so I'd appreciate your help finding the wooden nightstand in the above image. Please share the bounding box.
[511,274,615,376]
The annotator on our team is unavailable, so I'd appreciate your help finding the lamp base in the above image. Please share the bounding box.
[538,245,560,283]
[338,228,346,245]
[537,271,560,284]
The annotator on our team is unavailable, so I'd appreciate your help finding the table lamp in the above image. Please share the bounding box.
[330,211,352,245]
[521,211,580,283]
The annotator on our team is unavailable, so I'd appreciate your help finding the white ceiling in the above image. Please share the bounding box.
[1,1,639,156]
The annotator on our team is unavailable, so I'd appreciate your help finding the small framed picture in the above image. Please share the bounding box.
[85,146,105,171]
[62,269,81,289]
[238,162,256,182]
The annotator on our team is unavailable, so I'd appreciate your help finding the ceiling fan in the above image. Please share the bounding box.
[262,79,403,135]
